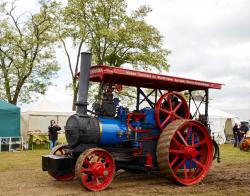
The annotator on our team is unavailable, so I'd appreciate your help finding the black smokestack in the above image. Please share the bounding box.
[76,52,92,116]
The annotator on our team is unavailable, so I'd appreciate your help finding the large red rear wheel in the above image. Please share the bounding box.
[75,148,116,191]
[157,119,213,185]
[48,144,75,181]
[155,92,190,130]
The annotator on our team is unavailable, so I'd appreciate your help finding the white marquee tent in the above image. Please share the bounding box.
[21,99,74,142]
[190,104,239,144]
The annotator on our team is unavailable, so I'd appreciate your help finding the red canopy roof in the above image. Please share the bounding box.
[89,65,222,91]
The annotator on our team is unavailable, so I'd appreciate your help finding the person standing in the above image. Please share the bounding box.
[48,120,61,149]
[232,123,240,147]
[239,122,250,141]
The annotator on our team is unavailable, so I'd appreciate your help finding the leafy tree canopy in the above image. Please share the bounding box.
[54,0,170,110]
[0,0,59,104]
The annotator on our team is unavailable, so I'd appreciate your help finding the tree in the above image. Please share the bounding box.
[0,0,59,104]
[56,0,170,110]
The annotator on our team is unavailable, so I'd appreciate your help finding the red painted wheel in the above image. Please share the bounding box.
[239,139,249,151]
[48,144,75,181]
[75,148,116,191]
[49,144,69,155]
[155,91,190,130]
[157,119,213,185]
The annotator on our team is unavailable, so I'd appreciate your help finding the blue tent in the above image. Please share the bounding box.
[0,100,20,137]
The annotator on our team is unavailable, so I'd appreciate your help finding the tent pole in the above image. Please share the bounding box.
[21,137,23,151]
[9,137,11,152]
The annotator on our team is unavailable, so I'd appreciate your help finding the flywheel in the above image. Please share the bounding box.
[155,91,190,130]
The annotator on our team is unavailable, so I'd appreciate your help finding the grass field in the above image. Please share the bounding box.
[0,144,249,195]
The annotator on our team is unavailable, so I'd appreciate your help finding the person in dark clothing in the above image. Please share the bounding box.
[232,123,240,147]
[239,122,250,141]
[48,120,61,149]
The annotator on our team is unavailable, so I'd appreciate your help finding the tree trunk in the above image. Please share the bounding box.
[72,80,79,111]
[72,87,78,111]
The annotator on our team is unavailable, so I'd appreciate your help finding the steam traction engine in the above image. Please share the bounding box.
[42,52,222,191]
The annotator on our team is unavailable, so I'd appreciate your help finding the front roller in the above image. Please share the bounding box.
[75,148,116,191]
[157,119,213,185]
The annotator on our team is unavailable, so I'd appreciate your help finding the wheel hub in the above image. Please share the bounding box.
[184,146,198,159]
[92,163,105,176]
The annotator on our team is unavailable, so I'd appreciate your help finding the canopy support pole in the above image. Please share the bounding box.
[205,89,209,128]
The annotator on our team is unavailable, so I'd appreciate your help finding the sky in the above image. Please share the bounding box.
[11,0,250,120]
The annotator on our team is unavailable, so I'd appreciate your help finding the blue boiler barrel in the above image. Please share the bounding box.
[98,117,128,146]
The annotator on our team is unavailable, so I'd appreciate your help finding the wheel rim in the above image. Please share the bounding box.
[50,144,68,155]
[76,148,115,191]
[155,92,190,130]
[157,120,213,185]
[48,171,75,181]
[48,144,75,181]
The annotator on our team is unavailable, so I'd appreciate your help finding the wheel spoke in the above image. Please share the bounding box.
[173,158,186,173]
[160,108,171,115]
[168,95,173,111]
[81,167,93,172]
[172,136,183,148]
[185,126,191,141]
[192,130,195,146]
[81,173,89,182]
[193,139,207,147]
[93,153,99,162]
[84,158,91,165]
[174,102,182,112]
[184,163,188,179]
[103,158,111,165]
[192,159,205,169]
[169,149,185,154]
[89,175,96,184]
[97,155,102,162]
[161,115,171,127]
[188,161,195,179]
[170,155,180,168]
[189,160,193,172]
[95,177,101,185]
[173,113,183,119]
[105,167,113,175]
[176,130,188,146]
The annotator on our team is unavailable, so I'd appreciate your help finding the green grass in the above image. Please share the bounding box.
[0,149,50,172]
[218,144,250,164]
